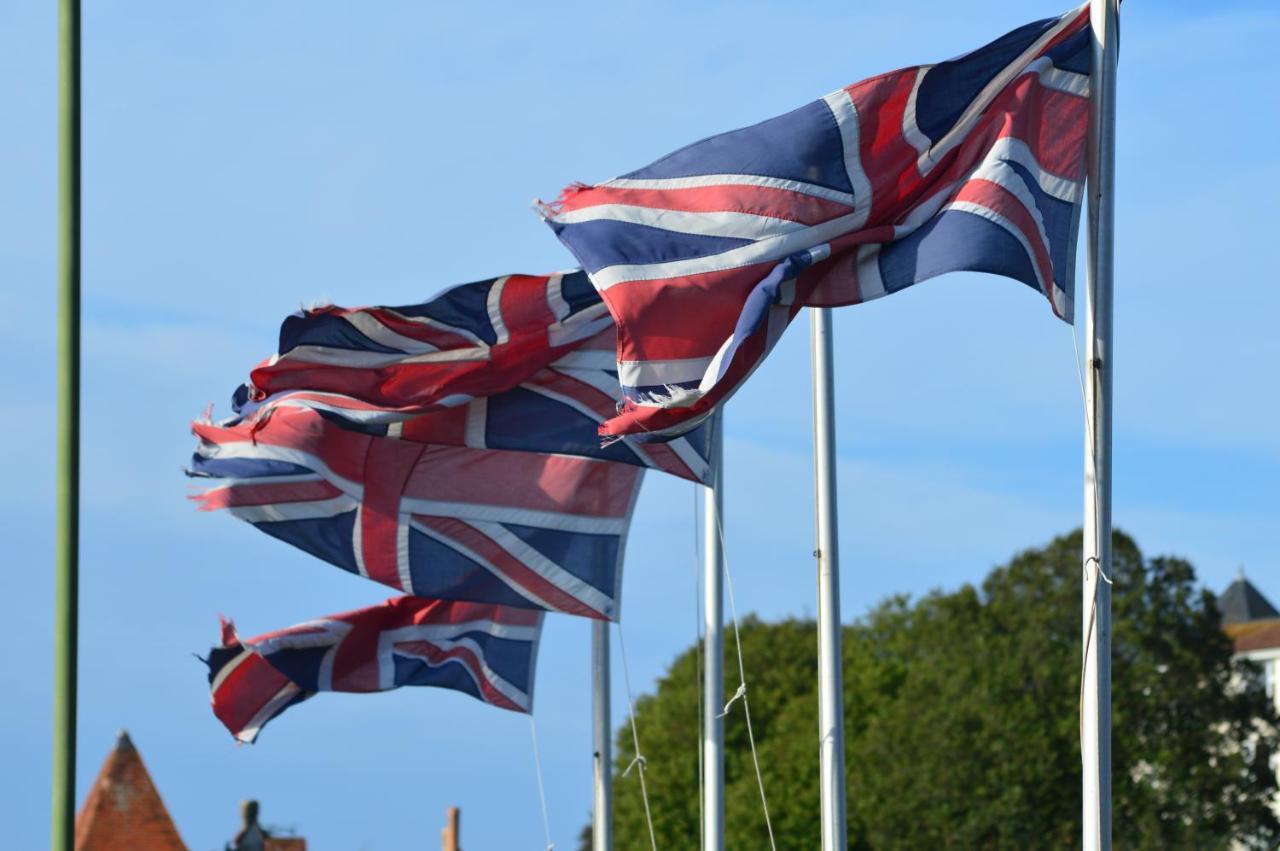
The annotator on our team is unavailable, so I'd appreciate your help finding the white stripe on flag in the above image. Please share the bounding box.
[487,276,511,345]
[209,647,253,695]
[464,397,488,449]
[618,356,714,388]
[340,311,441,356]
[544,273,571,321]
[856,244,885,301]
[550,349,618,371]
[196,440,364,500]
[987,137,1083,203]
[401,498,629,536]
[396,511,413,594]
[376,306,487,346]
[822,88,874,229]
[547,302,614,348]
[600,173,855,207]
[274,343,489,369]
[901,66,934,162]
[353,504,370,580]
[554,204,808,243]
[226,495,358,524]
[585,206,870,290]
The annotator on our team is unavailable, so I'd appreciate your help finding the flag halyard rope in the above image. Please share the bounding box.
[528,715,555,851]
[616,622,659,851]
[711,497,778,851]
[1070,325,1114,765]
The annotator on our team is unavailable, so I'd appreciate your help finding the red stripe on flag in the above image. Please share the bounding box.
[357,306,482,351]
[933,75,1088,195]
[402,447,639,518]
[321,619,381,693]
[558,184,853,227]
[1004,83,1089,178]
[597,307,774,438]
[849,70,922,225]
[211,650,293,738]
[358,439,425,592]
[194,479,342,511]
[387,595,543,629]
[249,360,484,408]
[499,275,560,339]
[526,369,616,419]
[630,438,698,481]
[601,262,776,363]
[397,406,471,446]
[574,327,619,353]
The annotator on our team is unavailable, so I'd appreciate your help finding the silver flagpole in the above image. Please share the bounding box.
[810,307,846,850]
[702,417,725,851]
[592,620,612,851]
[1082,1,1118,849]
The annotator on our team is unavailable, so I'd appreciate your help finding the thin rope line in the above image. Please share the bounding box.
[1071,324,1112,765]
[617,622,659,851]
[712,495,778,851]
[1071,327,1112,586]
[528,715,555,851]
[693,483,705,851]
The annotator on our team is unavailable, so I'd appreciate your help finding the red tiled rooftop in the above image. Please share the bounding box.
[75,731,187,851]
[1225,617,1280,654]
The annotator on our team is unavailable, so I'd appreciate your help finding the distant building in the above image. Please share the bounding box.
[1220,571,1280,715]
[75,731,306,851]
[1219,572,1280,831]
[75,731,186,851]
[227,799,307,851]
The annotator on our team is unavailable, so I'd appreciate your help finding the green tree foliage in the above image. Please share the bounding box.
[590,531,1280,849]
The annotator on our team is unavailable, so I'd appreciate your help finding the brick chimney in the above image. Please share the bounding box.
[442,806,461,851]
[229,799,307,851]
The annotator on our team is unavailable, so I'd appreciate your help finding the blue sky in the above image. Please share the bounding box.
[4,1,1279,848]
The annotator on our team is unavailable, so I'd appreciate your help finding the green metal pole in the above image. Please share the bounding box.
[52,0,80,847]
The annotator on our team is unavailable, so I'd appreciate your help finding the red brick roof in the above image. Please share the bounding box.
[75,731,187,851]
[1226,617,1280,654]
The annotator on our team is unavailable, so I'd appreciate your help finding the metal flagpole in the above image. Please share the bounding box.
[53,0,81,848]
[810,308,846,851]
[592,620,612,851]
[1082,1,1118,849]
[702,417,725,851]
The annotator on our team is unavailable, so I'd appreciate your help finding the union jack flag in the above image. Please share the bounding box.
[244,270,612,414]
[190,404,642,620]
[541,5,1094,438]
[238,324,712,483]
[206,596,542,742]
